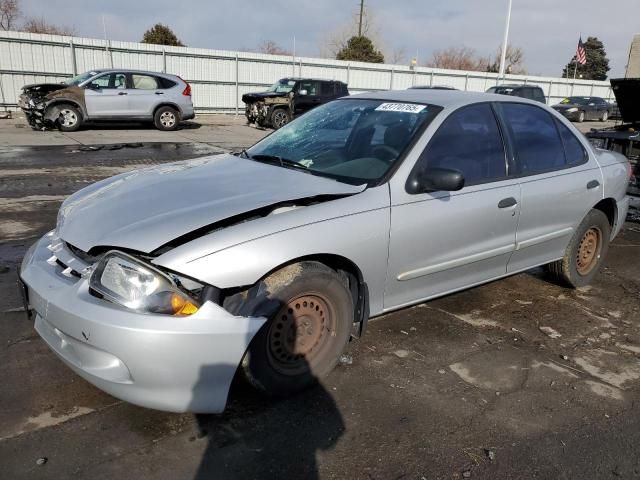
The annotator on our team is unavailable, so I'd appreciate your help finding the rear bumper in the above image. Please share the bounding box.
[615,196,630,238]
[20,233,266,413]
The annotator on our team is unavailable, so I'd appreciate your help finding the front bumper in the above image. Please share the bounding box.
[20,233,266,413]
[554,109,581,121]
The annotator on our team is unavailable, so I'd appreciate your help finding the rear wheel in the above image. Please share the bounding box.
[241,262,353,396]
[55,104,82,132]
[270,108,291,129]
[546,209,610,288]
[153,106,180,131]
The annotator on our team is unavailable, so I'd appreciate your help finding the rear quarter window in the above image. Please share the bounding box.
[157,77,177,89]
[555,119,588,166]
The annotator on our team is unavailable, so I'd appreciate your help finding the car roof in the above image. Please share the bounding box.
[348,89,544,109]
[85,69,181,80]
[281,77,346,84]
[489,84,540,89]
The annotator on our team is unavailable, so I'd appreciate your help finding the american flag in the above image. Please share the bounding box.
[575,37,587,65]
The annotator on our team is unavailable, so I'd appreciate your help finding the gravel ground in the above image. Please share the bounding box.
[1,118,640,479]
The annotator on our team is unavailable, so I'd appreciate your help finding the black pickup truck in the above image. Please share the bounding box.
[587,78,640,212]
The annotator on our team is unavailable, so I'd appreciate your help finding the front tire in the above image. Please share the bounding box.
[154,106,180,131]
[546,209,611,288]
[55,104,82,132]
[242,262,353,396]
[577,111,585,123]
[270,108,291,130]
[601,110,609,122]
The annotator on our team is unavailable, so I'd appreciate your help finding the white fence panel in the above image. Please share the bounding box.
[0,30,614,114]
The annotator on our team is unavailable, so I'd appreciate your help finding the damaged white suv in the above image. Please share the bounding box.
[20,90,630,412]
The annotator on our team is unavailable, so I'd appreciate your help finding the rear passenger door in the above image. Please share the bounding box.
[496,102,603,273]
[127,74,163,117]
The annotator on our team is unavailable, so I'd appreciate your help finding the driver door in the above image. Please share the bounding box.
[385,103,520,310]
[293,80,321,115]
[84,72,130,117]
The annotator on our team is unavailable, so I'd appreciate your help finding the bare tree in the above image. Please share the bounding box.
[22,17,75,35]
[387,46,407,65]
[487,45,526,74]
[256,39,291,56]
[427,46,486,71]
[0,0,19,30]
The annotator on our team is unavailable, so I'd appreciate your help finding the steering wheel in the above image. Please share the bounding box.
[371,144,400,162]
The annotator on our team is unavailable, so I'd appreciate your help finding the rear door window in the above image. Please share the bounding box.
[500,103,566,175]
[131,74,160,90]
[555,120,588,166]
[320,82,334,97]
[417,103,507,185]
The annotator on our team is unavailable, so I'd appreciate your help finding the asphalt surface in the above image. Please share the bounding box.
[1,117,640,479]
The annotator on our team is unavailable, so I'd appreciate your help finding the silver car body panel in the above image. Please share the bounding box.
[20,89,630,412]
[57,154,365,253]
[21,233,265,413]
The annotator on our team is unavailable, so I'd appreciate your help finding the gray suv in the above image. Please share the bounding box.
[18,69,195,131]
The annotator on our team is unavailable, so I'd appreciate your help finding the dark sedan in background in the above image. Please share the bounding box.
[552,96,610,122]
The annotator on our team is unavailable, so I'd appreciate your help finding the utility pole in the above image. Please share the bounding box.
[358,0,364,36]
[498,0,513,79]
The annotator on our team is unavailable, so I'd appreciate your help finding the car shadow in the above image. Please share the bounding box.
[190,359,344,479]
[78,121,202,131]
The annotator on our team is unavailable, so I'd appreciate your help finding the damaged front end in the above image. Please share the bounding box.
[242,92,291,128]
[18,83,85,130]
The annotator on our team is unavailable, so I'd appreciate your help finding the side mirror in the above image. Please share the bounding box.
[407,167,465,194]
[86,83,100,91]
[298,89,308,96]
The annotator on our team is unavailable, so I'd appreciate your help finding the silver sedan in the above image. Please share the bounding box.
[20,90,630,412]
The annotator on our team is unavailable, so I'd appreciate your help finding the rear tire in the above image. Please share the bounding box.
[153,106,180,131]
[546,209,611,288]
[55,104,82,132]
[241,262,353,396]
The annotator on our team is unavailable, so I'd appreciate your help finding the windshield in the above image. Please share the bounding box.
[246,99,443,185]
[64,71,98,86]
[266,79,296,93]
[561,97,590,105]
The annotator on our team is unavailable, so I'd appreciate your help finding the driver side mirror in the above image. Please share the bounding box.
[407,167,465,194]
[298,89,308,96]
[86,83,101,91]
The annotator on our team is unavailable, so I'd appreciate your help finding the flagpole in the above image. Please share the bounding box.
[573,59,578,80]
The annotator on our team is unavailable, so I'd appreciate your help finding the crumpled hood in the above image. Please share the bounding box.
[57,154,364,253]
[242,91,287,103]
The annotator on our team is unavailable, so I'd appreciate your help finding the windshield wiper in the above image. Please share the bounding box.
[250,154,310,172]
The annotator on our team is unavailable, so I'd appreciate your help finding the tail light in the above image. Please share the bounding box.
[177,76,191,96]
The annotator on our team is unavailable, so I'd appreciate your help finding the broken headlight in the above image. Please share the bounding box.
[89,251,200,316]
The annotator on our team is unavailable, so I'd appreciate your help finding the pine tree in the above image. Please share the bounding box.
[336,35,384,63]
[141,24,184,47]
[562,36,610,80]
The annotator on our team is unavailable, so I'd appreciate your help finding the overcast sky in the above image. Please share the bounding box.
[19,0,638,77]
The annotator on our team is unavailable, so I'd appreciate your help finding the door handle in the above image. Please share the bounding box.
[155,91,164,95]
[498,197,518,208]
[118,92,128,95]
[587,180,600,189]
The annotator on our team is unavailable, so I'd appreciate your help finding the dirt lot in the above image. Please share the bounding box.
[1,116,640,479]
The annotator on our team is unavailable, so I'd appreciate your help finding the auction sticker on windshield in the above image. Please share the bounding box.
[375,103,427,113]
